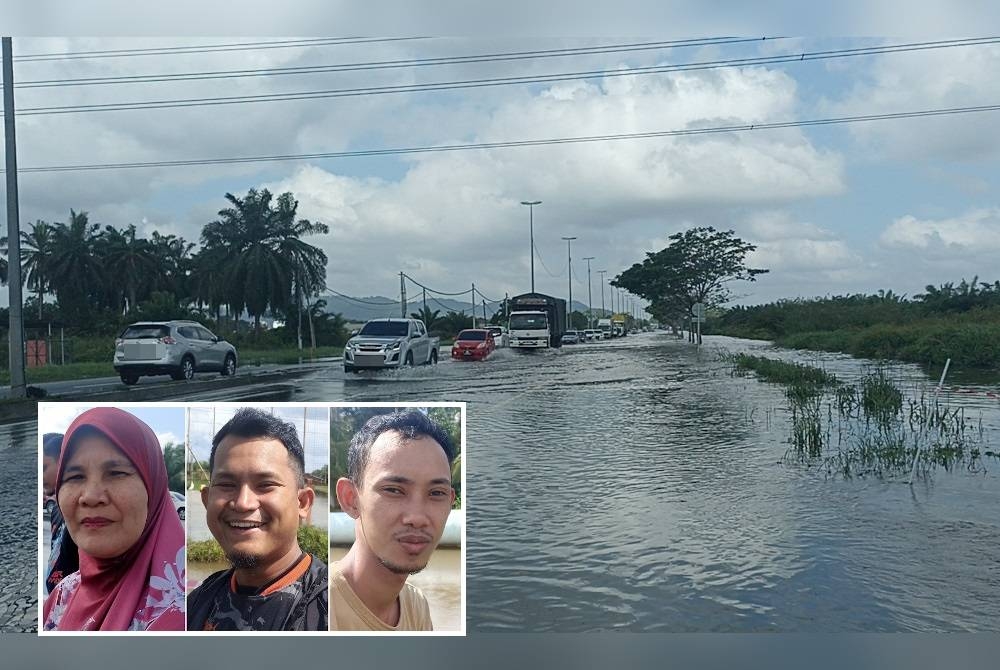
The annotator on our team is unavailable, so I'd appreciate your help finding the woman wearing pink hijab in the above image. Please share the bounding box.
[42,407,185,631]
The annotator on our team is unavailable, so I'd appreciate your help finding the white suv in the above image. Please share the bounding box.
[113,320,238,385]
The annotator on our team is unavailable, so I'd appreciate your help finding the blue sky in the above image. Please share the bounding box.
[4,29,1000,312]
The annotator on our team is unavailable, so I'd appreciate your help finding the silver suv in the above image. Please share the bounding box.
[113,320,237,385]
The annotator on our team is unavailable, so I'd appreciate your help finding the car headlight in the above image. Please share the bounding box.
[389,341,401,351]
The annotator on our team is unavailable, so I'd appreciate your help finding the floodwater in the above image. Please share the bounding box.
[4,333,1000,632]
[301,334,1000,632]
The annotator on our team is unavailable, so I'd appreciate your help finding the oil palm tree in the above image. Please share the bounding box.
[48,210,103,323]
[20,221,56,319]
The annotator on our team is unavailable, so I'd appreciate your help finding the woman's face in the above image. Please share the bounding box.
[58,433,149,560]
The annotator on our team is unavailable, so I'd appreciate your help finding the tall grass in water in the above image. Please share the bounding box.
[859,367,903,427]
[786,382,825,457]
[724,353,838,385]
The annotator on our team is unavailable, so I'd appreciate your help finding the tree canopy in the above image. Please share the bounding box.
[613,227,768,339]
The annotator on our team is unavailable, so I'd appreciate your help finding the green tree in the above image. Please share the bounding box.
[615,227,767,344]
[163,442,185,493]
[20,221,56,319]
[48,210,104,324]
[99,224,157,314]
[410,305,442,330]
[200,189,328,336]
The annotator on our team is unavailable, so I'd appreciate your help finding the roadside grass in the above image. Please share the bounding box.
[723,352,996,479]
[188,525,329,564]
[237,346,343,365]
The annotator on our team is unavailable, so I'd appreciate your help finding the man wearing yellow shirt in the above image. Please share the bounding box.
[331,410,455,631]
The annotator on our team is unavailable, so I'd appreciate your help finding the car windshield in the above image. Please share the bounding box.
[359,321,409,337]
[457,330,487,341]
[122,325,169,339]
[510,314,548,329]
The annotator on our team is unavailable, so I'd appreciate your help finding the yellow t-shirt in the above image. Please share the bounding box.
[329,563,433,631]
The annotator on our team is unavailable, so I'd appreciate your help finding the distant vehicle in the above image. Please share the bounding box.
[343,318,440,372]
[486,326,508,348]
[451,329,496,361]
[114,320,237,386]
[170,491,185,521]
[585,329,601,341]
[597,318,613,338]
[561,330,581,345]
[508,293,568,349]
[42,494,56,518]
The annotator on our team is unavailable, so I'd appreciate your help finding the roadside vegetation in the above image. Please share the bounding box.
[708,278,1000,368]
[189,525,329,564]
[0,188,357,382]
[726,354,996,479]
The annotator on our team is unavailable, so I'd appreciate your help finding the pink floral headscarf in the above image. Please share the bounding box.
[43,407,185,631]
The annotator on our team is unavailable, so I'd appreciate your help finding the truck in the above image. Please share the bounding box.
[343,318,439,373]
[597,318,613,338]
[611,315,626,337]
[507,292,567,349]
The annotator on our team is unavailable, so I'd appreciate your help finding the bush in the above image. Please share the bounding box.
[188,524,330,564]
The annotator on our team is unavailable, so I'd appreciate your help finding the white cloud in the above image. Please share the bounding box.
[880,209,1000,253]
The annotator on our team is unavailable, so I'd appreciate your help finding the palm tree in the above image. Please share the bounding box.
[20,221,55,319]
[99,224,158,314]
[48,210,103,323]
[410,305,441,329]
[200,188,328,336]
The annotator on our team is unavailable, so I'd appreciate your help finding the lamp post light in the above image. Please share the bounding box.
[562,236,576,328]
[583,256,595,329]
[520,200,541,293]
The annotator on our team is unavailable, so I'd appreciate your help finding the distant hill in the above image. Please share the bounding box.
[320,294,596,322]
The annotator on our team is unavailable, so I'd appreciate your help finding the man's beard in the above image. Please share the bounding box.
[227,552,260,569]
[378,555,427,576]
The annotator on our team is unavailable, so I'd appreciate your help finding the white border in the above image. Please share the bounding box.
[36,401,467,637]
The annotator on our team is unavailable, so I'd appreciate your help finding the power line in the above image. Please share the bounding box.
[5,37,997,117]
[12,37,432,62]
[325,288,402,306]
[401,272,470,297]
[6,103,1000,174]
[533,241,563,278]
[10,37,778,88]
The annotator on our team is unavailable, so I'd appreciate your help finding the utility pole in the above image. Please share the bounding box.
[520,200,541,293]
[400,272,406,318]
[562,236,576,328]
[597,270,607,320]
[583,256,595,329]
[471,283,476,329]
[482,299,487,325]
[3,37,26,399]
[422,287,427,316]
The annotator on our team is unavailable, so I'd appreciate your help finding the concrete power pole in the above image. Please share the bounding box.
[400,272,407,318]
[3,37,26,399]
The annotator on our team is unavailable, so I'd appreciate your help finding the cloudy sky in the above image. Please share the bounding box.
[4,29,1000,311]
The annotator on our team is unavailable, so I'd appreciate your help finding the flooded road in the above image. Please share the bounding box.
[301,333,1000,632]
[4,332,999,632]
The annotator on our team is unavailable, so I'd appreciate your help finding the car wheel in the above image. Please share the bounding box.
[120,373,139,386]
[221,354,236,377]
[405,351,414,367]
[172,356,195,381]
[429,349,438,365]
[344,364,355,374]
[178,507,185,521]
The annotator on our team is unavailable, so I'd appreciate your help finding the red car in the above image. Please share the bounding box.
[451,329,495,361]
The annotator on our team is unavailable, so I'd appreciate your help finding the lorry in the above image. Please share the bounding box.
[597,318,613,338]
[507,292,567,349]
[611,315,626,337]
[343,318,440,373]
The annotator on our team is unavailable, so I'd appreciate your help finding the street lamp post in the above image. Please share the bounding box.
[520,200,541,293]
[562,236,576,328]
[583,256,595,329]
[597,270,607,325]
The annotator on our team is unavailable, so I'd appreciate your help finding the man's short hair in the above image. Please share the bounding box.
[43,433,64,460]
[348,410,455,485]
[210,408,306,487]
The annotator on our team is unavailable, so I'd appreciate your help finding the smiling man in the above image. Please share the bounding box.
[332,410,456,631]
[187,408,328,631]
